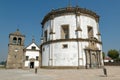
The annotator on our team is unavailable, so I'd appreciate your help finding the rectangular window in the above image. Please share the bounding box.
[32,46,36,50]
[61,25,69,39]
[88,26,93,38]
[26,56,29,60]
[36,56,39,60]
[62,44,68,48]
[44,30,47,42]
[43,48,45,51]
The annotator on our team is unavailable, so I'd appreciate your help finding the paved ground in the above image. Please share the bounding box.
[0,66,120,80]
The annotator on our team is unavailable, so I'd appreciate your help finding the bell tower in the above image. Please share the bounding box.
[6,29,25,69]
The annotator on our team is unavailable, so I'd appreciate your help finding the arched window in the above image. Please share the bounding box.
[13,37,17,44]
[18,38,22,45]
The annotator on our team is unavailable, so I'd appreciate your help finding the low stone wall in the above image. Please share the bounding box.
[41,66,85,69]
[104,62,120,66]
[0,65,5,68]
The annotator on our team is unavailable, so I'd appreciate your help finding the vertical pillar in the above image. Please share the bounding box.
[87,50,90,68]
[75,9,82,69]
[98,51,101,67]
[97,51,101,68]
[49,14,55,40]
[85,50,87,69]
[85,50,89,69]
[89,50,92,68]
[96,51,99,68]
[96,21,101,41]
[41,26,44,43]
[49,44,52,66]
[76,10,82,38]
[98,51,101,66]
[100,51,104,67]
[49,14,55,67]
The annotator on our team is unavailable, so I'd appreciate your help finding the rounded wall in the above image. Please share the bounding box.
[54,15,76,39]
[80,15,98,38]
[42,45,49,66]
[41,7,103,68]
[42,42,78,66]
[42,14,99,41]
[53,42,87,67]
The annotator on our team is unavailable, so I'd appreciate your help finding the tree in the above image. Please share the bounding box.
[0,61,6,65]
[107,49,119,60]
[102,52,105,59]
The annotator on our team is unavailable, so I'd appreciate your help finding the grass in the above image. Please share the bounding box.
[0,65,5,69]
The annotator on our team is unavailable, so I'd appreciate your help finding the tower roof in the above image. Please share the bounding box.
[9,29,25,37]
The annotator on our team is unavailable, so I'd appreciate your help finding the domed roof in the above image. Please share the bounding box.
[10,29,25,37]
[41,6,99,26]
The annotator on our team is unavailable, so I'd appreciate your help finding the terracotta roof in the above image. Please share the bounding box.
[104,57,113,60]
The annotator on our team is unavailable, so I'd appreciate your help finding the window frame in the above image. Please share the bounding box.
[62,44,68,49]
[26,56,29,60]
[61,25,69,39]
[36,56,39,60]
[31,46,36,50]
[87,26,94,38]
[44,30,48,42]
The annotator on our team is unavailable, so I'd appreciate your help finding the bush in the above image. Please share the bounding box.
[107,49,119,60]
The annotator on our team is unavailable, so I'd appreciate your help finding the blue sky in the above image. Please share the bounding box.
[0,0,120,61]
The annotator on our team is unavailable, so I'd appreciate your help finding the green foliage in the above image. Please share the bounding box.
[115,58,120,62]
[0,65,5,68]
[0,61,6,65]
[107,49,119,59]
[102,52,105,59]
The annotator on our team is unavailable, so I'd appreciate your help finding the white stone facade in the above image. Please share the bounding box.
[41,7,103,68]
[24,42,40,69]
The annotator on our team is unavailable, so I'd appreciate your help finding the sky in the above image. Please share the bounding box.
[0,0,120,61]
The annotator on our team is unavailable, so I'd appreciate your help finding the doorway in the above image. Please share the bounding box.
[91,53,97,68]
[30,62,34,68]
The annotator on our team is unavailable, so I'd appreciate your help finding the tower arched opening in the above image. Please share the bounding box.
[18,38,22,45]
[13,37,17,44]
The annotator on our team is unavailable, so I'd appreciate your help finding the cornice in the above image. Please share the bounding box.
[9,34,25,37]
[41,7,99,26]
[8,44,24,46]
[23,49,40,52]
[49,32,55,34]
[41,38,102,46]
[97,32,101,35]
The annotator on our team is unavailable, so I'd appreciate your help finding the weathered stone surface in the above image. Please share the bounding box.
[6,30,25,69]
